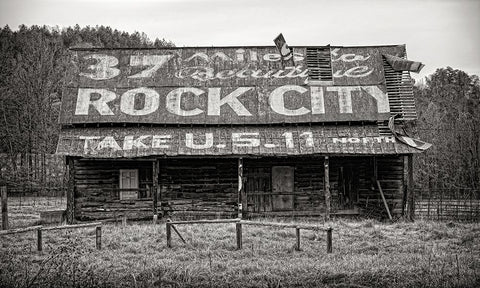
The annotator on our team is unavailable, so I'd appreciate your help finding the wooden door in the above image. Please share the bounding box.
[272,166,294,211]
[120,169,138,200]
[246,168,272,212]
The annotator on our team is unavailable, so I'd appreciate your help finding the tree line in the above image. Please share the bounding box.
[0,25,478,191]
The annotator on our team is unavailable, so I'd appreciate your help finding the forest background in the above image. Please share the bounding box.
[0,25,478,194]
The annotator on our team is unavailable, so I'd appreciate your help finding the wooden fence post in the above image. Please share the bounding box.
[295,227,301,251]
[166,222,172,248]
[406,155,414,221]
[1,186,8,230]
[96,226,102,250]
[324,157,331,221]
[37,229,42,252]
[326,227,332,254]
[236,222,242,250]
[66,157,75,224]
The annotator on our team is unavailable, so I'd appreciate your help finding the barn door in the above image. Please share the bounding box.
[120,169,138,200]
[246,168,272,212]
[272,166,294,211]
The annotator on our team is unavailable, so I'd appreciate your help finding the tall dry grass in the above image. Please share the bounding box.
[1,218,479,287]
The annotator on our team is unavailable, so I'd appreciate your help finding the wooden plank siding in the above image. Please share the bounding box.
[71,156,406,221]
[73,159,154,220]
[159,158,238,219]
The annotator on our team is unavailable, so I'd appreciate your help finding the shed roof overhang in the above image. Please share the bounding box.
[56,125,423,158]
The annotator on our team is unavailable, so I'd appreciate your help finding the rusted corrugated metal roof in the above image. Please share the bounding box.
[56,125,422,158]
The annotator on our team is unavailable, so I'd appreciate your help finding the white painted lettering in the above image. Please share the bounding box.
[327,86,360,114]
[208,87,253,116]
[310,86,325,115]
[361,86,390,113]
[152,135,172,148]
[269,85,310,116]
[80,136,101,151]
[128,55,173,78]
[75,88,117,115]
[80,54,120,80]
[232,133,260,147]
[123,135,150,150]
[186,133,213,149]
[166,87,204,116]
[120,87,159,116]
[96,136,121,151]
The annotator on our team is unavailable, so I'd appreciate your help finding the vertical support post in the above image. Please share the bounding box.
[236,222,242,250]
[326,227,332,254]
[295,227,301,251]
[406,154,414,221]
[66,157,75,224]
[152,159,159,216]
[324,156,331,221]
[1,186,8,230]
[166,222,172,248]
[96,226,102,250]
[238,158,246,219]
[37,229,43,252]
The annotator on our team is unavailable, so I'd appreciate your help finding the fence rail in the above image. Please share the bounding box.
[414,189,480,221]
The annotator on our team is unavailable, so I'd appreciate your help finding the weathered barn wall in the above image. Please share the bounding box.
[73,159,154,220]
[71,155,405,220]
[159,158,238,219]
[244,156,404,217]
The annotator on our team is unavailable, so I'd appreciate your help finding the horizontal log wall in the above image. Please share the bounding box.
[72,155,405,220]
[74,159,154,220]
[349,156,405,216]
[244,157,325,216]
[159,158,238,219]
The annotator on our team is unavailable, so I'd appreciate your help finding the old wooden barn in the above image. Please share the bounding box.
[56,44,429,222]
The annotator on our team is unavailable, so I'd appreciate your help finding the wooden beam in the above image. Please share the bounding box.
[166,222,172,248]
[324,156,331,221]
[376,180,393,220]
[170,219,240,225]
[1,186,8,230]
[238,158,246,219]
[326,227,333,253]
[96,226,102,250]
[236,222,242,250]
[41,222,102,231]
[66,157,75,224]
[406,154,414,221]
[295,228,301,251]
[171,224,187,244]
[0,225,42,236]
[37,229,42,252]
[152,159,159,215]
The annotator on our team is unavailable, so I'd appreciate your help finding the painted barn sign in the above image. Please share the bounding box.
[56,125,420,158]
[61,46,406,124]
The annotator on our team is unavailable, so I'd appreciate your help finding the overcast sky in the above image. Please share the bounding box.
[1,0,479,81]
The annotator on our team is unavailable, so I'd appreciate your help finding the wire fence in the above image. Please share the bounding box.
[414,188,480,221]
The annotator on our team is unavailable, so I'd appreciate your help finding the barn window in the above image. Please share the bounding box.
[119,169,139,200]
[306,47,333,82]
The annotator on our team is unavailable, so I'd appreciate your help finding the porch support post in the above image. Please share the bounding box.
[324,156,331,221]
[238,158,246,219]
[406,154,415,221]
[152,159,159,215]
[66,157,75,224]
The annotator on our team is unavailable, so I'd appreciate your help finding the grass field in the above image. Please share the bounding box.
[0,198,479,287]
